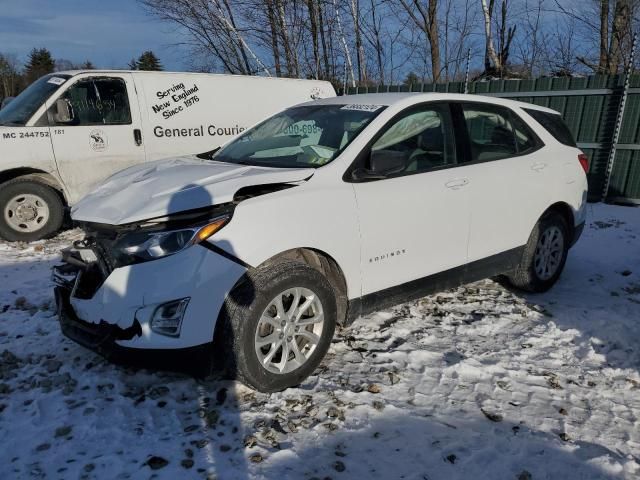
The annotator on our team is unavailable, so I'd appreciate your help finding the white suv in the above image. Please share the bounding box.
[53,93,588,392]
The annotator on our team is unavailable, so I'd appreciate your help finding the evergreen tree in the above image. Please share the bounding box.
[134,51,163,71]
[128,58,138,70]
[403,72,420,86]
[80,60,95,70]
[54,59,75,72]
[25,48,55,83]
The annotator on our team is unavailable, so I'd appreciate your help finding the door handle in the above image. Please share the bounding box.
[134,129,143,146]
[445,178,469,190]
[531,162,547,172]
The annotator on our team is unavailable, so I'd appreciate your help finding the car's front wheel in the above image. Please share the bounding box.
[507,212,569,292]
[218,260,336,392]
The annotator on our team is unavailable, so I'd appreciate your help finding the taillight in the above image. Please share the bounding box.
[578,153,589,173]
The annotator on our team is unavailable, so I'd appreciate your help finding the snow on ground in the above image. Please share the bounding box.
[0,203,639,480]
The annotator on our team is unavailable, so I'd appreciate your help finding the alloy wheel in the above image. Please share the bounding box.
[533,225,564,280]
[254,287,325,374]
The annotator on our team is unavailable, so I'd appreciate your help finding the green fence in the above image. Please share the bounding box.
[346,74,640,204]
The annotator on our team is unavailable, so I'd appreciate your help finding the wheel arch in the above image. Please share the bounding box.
[0,168,67,205]
[540,201,576,242]
[258,247,350,326]
[210,246,350,374]
[215,246,350,336]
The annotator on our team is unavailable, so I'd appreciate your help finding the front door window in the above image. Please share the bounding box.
[370,104,456,174]
[49,78,132,126]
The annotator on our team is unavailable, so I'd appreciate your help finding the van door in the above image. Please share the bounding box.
[46,74,145,203]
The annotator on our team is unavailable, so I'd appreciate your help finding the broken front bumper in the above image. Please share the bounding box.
[54,284,140,357]
[52,241,248,354]
[55,283,215,369]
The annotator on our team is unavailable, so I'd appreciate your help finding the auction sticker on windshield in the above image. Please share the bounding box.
[340,104,384,112]
[47,77,67,86]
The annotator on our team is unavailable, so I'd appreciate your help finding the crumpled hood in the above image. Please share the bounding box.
[71,156,314,225]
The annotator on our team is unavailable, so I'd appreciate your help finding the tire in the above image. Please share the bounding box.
[0,179,64,242]
[217,260,337,393]
[507,212,570,293]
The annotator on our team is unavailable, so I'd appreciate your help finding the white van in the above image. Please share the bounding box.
[0,71,335,241]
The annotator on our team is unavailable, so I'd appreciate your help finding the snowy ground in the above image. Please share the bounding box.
[0,203,639,480]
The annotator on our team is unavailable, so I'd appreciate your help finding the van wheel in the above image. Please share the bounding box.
[507,212,569,293]
[0,179,64,242]
[217,261,336,393]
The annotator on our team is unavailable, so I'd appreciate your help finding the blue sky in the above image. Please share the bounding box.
[0,0,187,70]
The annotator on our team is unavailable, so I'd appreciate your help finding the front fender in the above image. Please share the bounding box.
[212,181,361,300]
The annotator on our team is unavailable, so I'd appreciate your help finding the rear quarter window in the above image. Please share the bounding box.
[524,109,577,147]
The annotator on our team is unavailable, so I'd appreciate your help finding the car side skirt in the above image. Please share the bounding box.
[346,246,525,324]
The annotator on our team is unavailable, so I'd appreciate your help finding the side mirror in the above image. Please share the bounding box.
[352,149,406,181]
[370,149,406,175]
[0,97,14,110]
[54,98,74,124]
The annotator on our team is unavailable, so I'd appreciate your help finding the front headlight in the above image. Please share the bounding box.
[115,215,230,263]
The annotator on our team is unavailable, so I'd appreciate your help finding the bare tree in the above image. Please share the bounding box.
[363,0,386,84]
[275,0,300,76]
[317,0,333,79]
[555,0,637,74]
[607,0,633,71]
[481,0,516,77]
[306,0,321,78]
[396,0,442,82]
[440,0,477,81]
[332,0,356,87]
[541,16,581,76]
[264,0,283,76]
[349,0,368,83]
[141,0,267,74]
[515,0,545,77]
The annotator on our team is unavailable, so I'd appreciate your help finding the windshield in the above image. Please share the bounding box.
[0,74,71,126]
[213,104,385,168]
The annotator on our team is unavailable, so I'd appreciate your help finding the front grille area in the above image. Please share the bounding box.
[92,238,117,274]
[60,243,109,300]
[73,264,106,299]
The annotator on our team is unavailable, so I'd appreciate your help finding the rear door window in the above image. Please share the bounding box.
[461,104,539,162]
[524,108,577,147]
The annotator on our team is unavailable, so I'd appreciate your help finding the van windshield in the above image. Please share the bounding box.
[213,104,385,168]
[0,74,71,126]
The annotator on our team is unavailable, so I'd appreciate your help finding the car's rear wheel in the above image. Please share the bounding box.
[0,179,64,242]
[217,260,336,392]
[507,212,569,292]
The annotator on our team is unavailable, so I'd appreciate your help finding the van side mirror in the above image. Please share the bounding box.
[352,149,406,181]
[54,98,74,124]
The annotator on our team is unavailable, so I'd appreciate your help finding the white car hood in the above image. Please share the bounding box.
[71,156,314,225]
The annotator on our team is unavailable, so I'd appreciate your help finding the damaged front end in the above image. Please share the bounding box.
[52,203,244,361]
[53,242,143,358]
[52,161,312,364]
